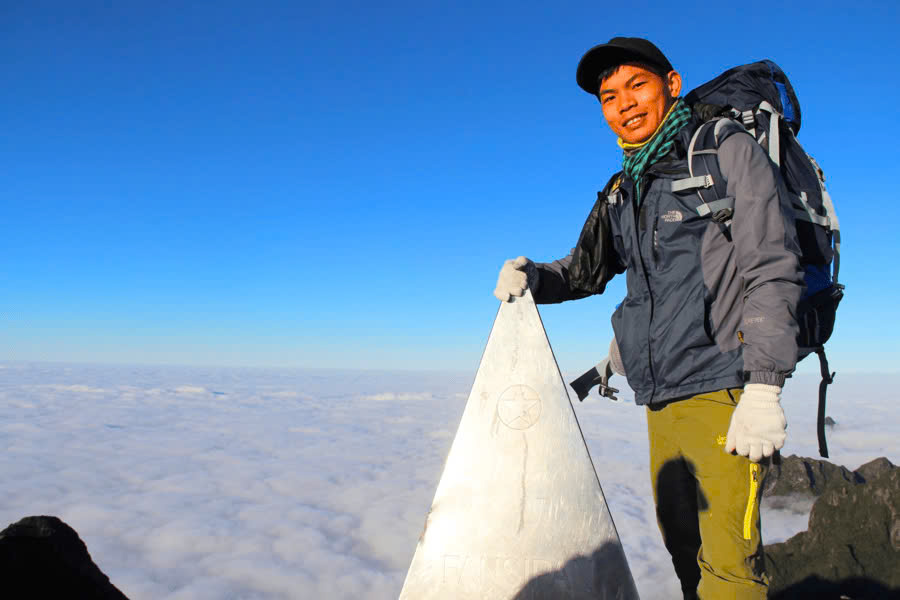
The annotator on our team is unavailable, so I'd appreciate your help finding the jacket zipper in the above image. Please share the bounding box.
[633,174,657,395]
[648,165,680,272]
[652,217,660,269]
[640,162,687,398]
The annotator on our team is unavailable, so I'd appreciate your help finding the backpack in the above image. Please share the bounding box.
[680,60,843,457]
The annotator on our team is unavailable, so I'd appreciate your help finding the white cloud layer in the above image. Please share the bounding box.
[0,362,896,599]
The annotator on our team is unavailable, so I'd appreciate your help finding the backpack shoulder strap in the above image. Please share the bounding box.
[807,155,842,285]
[671,118,746,225]
[756,101,785,166]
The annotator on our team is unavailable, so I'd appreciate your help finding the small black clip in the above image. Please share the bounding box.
[570,358,620,402]
[597,382,620,402]
[712,208,734,223]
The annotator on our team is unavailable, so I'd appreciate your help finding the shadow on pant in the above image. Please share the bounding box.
[656,457,707,599]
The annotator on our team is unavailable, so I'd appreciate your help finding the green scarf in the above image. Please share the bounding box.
[621,98,692,203]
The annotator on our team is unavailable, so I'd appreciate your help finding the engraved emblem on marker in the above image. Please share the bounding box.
[497,385,542,430]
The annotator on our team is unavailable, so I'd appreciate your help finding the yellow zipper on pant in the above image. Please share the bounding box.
[743,463,761,540]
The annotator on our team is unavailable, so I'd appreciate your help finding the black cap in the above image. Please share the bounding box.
[576,37,674,95]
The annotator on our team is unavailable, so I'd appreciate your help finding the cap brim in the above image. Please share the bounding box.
[576,45,645,94]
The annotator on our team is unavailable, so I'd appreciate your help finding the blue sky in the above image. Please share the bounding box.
[3,0,898,372]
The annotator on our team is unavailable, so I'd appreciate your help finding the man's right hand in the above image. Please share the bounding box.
[493,256,537,302]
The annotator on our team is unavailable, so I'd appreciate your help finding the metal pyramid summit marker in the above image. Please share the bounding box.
[399,291,640,599]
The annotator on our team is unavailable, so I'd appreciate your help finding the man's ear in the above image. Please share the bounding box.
[666,70,682,98]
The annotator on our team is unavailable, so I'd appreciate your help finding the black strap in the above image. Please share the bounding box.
[815,347,835,458]
[569,359,619,402]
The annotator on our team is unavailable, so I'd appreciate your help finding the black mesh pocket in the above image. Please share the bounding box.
[797,285,843,350]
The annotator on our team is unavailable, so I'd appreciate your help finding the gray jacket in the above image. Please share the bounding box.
[534,117,804,405]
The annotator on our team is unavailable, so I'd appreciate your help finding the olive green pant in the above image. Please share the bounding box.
[647,388,769,600]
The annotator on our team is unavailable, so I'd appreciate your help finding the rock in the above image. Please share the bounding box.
[0,515,130,599]
[765,464,900,599]
[762,454,862,498]
[854,456,895,483]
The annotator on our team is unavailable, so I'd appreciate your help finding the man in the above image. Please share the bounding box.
[493,38,804,600]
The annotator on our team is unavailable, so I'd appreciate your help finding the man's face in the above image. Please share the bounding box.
[598,63,681,144]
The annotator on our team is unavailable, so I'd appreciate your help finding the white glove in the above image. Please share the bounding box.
[725,383,787,463]
[493,256,538,302]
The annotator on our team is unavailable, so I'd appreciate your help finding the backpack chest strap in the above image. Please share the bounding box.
[757,100,782,166]
[671,174,713,192]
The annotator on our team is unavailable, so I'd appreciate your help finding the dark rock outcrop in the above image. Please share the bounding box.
[854,456,895,483]
[765,460,900,599]
[0,515,130,599]
[762,454,863,498]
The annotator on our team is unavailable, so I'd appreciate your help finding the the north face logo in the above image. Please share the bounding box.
[662,210,683,223]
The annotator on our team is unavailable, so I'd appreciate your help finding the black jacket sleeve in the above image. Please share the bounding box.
[532,177,625,304]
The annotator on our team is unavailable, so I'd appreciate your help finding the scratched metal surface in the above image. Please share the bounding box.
[399,291,640,599]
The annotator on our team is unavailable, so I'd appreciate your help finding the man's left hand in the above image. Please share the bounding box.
[725,384,787,462]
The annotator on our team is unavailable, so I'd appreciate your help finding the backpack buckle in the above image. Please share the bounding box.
[711,208,734,223]
[741,110,755,129]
